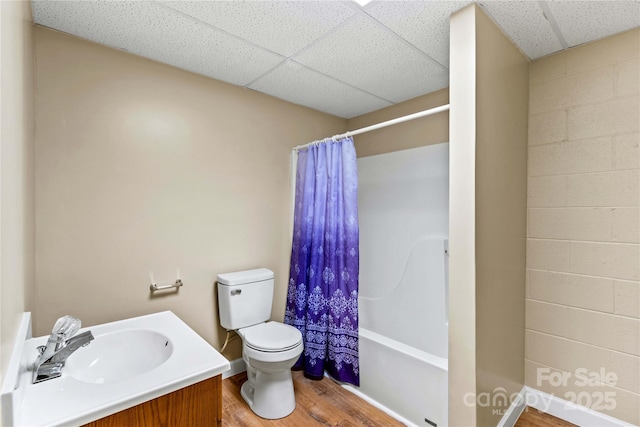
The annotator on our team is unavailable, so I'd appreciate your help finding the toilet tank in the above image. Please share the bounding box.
[217,268,274,330]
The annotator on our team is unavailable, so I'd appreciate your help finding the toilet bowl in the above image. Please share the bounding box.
[216,268,304,419]
[238,321,303,419]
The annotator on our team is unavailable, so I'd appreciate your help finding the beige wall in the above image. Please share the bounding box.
[347,88,448,158]
[449,5,529,426]
[525,28,640,425]
[474,6,529,426]
[33,27,345,361]
[0,0,35,380]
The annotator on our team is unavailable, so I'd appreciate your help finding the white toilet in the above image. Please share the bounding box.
[217,268,303,419]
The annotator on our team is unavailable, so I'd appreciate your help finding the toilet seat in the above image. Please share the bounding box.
[240,322,302,353]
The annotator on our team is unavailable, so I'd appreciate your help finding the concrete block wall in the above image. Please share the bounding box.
[525,28,639,425]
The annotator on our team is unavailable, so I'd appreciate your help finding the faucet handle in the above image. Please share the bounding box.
[51,315,81,338]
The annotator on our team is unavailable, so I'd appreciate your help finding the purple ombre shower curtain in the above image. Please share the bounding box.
[284,137,359,386]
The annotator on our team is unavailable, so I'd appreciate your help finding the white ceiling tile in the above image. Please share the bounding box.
[365,0,472,67]
[293,15,449,104]
[249,61,392,119]
[480,1,563,59]
[545,0,640,47]
[30,0,640,118]
[32,0,284,86]
[159,0,357,57]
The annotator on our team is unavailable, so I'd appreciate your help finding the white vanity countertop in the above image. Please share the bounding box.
[7,311,230,427]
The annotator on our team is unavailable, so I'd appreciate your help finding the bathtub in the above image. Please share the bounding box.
[341,237,449,427]
[345,145,450,426]
[342,327,448,427]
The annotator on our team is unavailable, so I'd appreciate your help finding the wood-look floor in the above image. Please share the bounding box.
[223,372,576,427]
[222,371,403,426]
[515,407,578,427]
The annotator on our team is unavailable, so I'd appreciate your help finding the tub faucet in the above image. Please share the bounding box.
[32,315,94,384]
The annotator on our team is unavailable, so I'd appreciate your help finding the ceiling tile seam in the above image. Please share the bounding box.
[289,59,396,105]
[245,14,361,88]
[151,1,287,63]
[243,58,290,88]
[356,8,449,72]
[284,13,359,67]
[243,8,416,96]
[537,1,570,50]
[154,1,366,88]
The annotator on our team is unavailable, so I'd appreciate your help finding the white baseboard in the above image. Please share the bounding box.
[497,386,527,427]
[525,386,635,427]
[223,358,246,379]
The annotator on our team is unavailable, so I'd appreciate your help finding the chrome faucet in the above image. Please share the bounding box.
[32,315,94,384]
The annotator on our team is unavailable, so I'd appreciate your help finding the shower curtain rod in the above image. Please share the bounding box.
[292,103,450,151]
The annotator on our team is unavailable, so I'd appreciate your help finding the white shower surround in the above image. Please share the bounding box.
[345,143,449,427]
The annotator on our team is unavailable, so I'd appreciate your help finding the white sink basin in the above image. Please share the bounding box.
[2,311,230,427]
[65,329,173,384]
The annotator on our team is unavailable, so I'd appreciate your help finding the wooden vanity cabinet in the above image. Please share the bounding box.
[83,375,222,427]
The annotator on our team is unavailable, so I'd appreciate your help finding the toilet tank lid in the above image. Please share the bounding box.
[217,268,274,286]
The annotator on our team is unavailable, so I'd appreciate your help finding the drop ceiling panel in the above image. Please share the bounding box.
[160,0,357,57]
[30,0,640,119]
[480,1,563,59]
[249,61,392,119]
[545,0,640,47]
[365,0,472,67]
[293,15,449,104]
[32,0,285,86]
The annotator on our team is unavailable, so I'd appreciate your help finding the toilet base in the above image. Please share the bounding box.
[241,367,296,419]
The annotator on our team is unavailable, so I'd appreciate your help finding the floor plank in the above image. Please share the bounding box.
[515,407,578,427]
[224,375,580,427]
[222,371,404,427]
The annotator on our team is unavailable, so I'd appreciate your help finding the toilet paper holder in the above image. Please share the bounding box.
[150,279,183,292]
